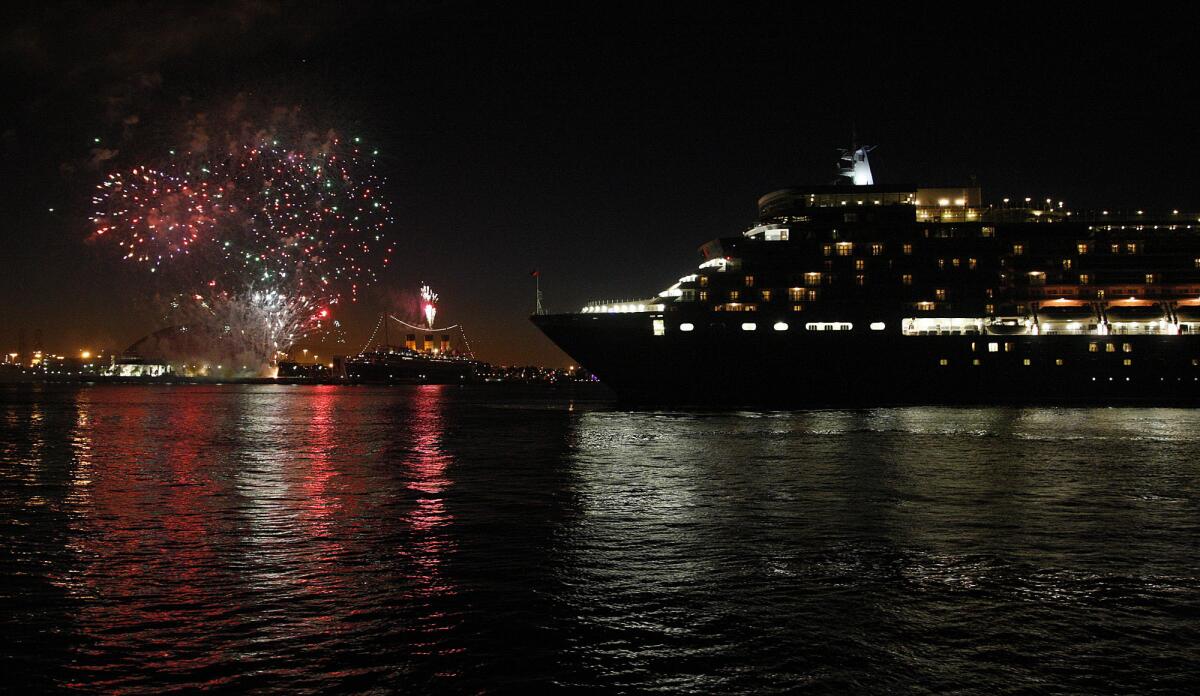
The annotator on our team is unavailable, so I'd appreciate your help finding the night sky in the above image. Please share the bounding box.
[2,3,1196,366]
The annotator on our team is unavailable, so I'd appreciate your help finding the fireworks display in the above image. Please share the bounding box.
[90,137,394,375]
[420,283,438,329]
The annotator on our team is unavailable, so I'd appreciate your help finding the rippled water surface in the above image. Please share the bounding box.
[2,384,1199,693]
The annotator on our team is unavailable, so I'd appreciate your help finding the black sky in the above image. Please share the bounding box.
[2,3,1197,365]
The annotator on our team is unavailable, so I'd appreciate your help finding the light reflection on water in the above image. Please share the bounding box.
[2,385,1199,693]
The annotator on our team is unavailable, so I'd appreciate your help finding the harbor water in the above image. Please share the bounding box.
[2,384,1198,693]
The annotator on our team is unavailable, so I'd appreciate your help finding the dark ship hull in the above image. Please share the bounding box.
[534,311,1200,408]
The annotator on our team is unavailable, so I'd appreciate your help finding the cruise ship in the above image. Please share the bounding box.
[532,147,1200,406]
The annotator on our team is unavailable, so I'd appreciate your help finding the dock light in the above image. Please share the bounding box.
[80,350,91,360]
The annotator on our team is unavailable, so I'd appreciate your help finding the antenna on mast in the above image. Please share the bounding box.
[532,270,545,315]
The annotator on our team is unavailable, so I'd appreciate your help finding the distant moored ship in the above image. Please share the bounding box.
[344,285,481,383]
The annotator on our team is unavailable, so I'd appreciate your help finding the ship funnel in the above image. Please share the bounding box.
[837,145,875,186]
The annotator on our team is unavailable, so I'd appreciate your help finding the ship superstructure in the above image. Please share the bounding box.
[533,148,1200,405]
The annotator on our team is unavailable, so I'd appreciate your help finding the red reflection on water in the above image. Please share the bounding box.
[296,385,344,544]
[403,385,462,665]
[57,387,237,688]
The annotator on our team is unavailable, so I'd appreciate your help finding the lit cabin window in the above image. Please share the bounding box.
[902,274,913,285]
[698,291,708,302]
[952,258,961,268]
[870,322,886,331]
[1023,358,1031,366]
[1079,274,1090,285]
[760,289,772,302]
[773,321,788,331]
[699,276,708,287]
[856,274,866,286]
[903,243,914,255]
[1127,242,1139,253]
[854,259,865,270]
[986,303,995,315]
[969,258,977,270]
[764,228,789,241]
[792,304,803,312]
[917,301,935,311]
[1056,358,1065,366]
[1111,243,1121,254]
[939,358,949,366]
[805,289,819,301]
[937,258,945,270]
[652,319,665,336]
[1194,258,1200,268]
[805,322,853,331]
[788,287,804,301]
[729,290,740,301]
[1063,258,1073,270]
[1005,342,1014,352]
[836,242,853,256]
[741,322,757,331]
[1124,358,1133,366]
[805,272,822,286]
[988,342,999,352]
[679,323,695,332]
[744,275,755,287]
[1106,343,1116,352]
[935,288,947,300]
[823,244,833,256]
[1029,271,1046,285]
[981,226,995,237]
[1013,244,1025,255]
[871,243,884,256]
[1123,343,1133,353]
[1077,243,1090,254]
[1145,274,1156,284]
[1089,342,1098,352]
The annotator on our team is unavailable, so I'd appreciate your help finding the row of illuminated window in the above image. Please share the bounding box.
[968,341,1135,353]
[668,321,882,333]
[938,358,1138,367]
[820,242,909,257]
[716,283,950,303]
[1013,242,1176,256]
